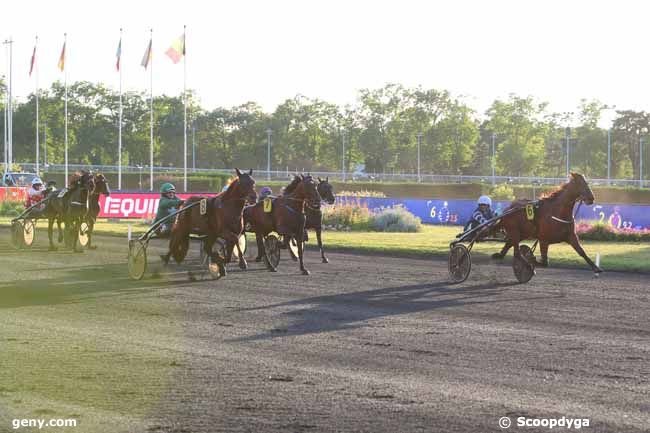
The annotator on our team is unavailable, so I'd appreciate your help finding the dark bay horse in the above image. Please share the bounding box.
[244,174,321,275]
[86,173,111,249]
[161,168,256,277]
[492,172,602,273]
[45,170,95,251]
[304,177,336,263]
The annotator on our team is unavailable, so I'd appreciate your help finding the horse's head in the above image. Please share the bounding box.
[233,168,257,203]
[294,174,321,204]
[569,172,594,205]
[70,170,95,192]
[317,176,335,205]
[94,173,110,196]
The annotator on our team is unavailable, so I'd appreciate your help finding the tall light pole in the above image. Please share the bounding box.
[565,126,571,177]
[641,135,645,188]
[491,132,496,185]
[416,132,422,183]
[607,128,612,185]
[342,130,347,182]
[266,127,272,181]
[192,120,196,171]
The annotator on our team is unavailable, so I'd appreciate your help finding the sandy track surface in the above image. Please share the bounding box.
[0,231,648,432]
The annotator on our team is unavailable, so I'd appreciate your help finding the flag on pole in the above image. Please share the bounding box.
[141,38,152,69]
[116,37,122,71]
[165,34,185,64]
[29,44,36,76]
[58,42,66,71]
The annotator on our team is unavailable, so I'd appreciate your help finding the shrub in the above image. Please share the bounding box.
[0,200,24,217]
[369,206,422,232]
[338,190,387,198]
[322,201,371,231]
[576,222,650,242]
[490,184,515,201]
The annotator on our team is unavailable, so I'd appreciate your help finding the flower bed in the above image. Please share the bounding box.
[576,222,650,242]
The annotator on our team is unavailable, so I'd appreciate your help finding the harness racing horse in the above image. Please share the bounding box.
[244,174,321,275]
[492,172,603,273]
[304,176,336,263]
[86,173,111,249]
[45,170,96,251]
[161,168,257,277]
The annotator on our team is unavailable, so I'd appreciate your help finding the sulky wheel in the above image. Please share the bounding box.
[513,245,536,283]
[22,219,35,248]
[10,221,25,250]
[448,244,471,283]
[75,221,90,252]
[128,240,148,280]
[263,234,281,271]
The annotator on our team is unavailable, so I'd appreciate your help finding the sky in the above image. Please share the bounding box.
[2,0,648,126]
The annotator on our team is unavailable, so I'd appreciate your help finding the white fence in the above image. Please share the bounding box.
[14,163,650,188]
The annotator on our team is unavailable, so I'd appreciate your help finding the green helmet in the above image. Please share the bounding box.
[160,183,176,194]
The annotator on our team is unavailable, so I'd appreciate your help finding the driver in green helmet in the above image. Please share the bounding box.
[155,183,183,236]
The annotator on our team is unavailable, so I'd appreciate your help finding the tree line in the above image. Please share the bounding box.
[2,79,649,179]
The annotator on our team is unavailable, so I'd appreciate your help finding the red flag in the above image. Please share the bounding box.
[29,45,36,77]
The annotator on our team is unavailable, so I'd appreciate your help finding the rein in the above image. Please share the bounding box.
[551,199,584,225]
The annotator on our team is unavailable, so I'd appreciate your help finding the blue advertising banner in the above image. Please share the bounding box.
[338,196,650,230]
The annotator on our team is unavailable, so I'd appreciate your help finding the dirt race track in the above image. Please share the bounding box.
[0,229,648,433]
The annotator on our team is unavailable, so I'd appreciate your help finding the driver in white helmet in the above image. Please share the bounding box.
[465,195,495,232]
[25,177,47,216]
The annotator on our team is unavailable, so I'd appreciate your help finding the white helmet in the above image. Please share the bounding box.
[32,177,43,186]
[478,195,492,207]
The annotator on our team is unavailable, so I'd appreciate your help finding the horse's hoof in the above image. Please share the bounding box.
[594,266,604,274]
[491,253,504,260]
[88,245,97,250]
[255,256,263,263]
[239,260,248,270]
[322,257,329,264]
[301,269,310,276]
[187,271,197,282]
[269,267,278,273]
[159,255,170,266]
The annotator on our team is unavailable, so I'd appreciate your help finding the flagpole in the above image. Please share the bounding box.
[3,41,7,174]
[118,28,123,190]
[149,29,154,192]
[64,33,68,187]
[8,37,12,169]
[35,35,39,174]
[183,24,187,192]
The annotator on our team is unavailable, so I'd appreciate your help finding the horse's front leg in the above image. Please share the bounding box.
[254,232,265,263]
[492,240,512,260]
[567,232,603,273]
[47,217,57,251]
[57,218,64,243]
[538,241,549,267]
[297,222,309,276]
[316,227,328,263]
[234,235,248,270]
[87,217,97,250]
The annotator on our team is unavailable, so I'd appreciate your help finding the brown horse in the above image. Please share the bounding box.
[86,173,111,249]
[45,170,95,251]
[304,176,336,263]
[492,172,602,273]
[161,168,256,277]
[244,174,321,275]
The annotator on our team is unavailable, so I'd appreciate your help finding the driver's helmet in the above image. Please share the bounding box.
[32,177,43,186]
[160,183,176,194]
[477,195,492,207]
[259,186,272,197]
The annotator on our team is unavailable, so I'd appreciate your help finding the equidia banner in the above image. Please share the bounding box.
[338,196,650,230]
[89,192,650,230]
